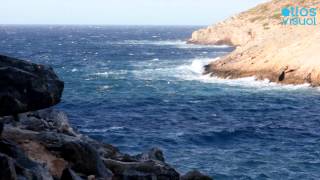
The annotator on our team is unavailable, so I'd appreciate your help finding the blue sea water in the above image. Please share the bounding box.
[1,25,320,179]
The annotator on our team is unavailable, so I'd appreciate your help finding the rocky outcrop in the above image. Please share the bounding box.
[181,170,212,180]
[0,55,212,179]
[189,0,320,86]
[0,109,201,179]
[0,55,64,116]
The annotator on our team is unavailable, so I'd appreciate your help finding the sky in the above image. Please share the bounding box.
[0,0,268,25]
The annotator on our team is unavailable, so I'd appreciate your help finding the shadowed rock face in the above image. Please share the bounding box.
[0,55,64,116]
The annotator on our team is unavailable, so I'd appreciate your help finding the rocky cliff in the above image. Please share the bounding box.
[189,0,320,86]
[0,55,211,180]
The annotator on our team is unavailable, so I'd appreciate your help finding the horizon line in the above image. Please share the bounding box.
[0,24,208,27]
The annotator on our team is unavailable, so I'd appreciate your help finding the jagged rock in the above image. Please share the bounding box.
[59,141,113,179]
[104,159,180,180]
[0,139,53,180]
[19,109,77,136]
[0,55,64,116]
[0,153,17,180]
[1,108,208,180]
[181,170,213,180]
[60,168,83,180]
[134,147,165,162]
[87,175,96,180]
[3,115,183,180]
[82,137,120,160]
[0,122,3,137]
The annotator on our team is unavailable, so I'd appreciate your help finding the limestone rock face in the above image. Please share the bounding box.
[189,0,320,86]
[0,55,64,116]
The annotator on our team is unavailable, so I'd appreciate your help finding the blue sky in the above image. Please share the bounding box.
[0,0,267,25]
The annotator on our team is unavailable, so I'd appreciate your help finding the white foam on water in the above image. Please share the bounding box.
[133,57,312,91]
[176,58,312,91]
[197,75,311,91]
[115,40,231,49]
[102,85,111,89]
[143,52,156,56]
[132,58,214,81]
[81,126,124,133]
[177,58,216,75]
[92,70,128,77]
[89,70,128,78]
[93,72,109,76]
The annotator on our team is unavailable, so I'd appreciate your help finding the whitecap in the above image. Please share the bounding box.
[115,40,231,49]
[80,126,124,133]
[93,72,109,76]
[143,52,156,56]
[197,75,311,91]
[175,59,311,90]
[101,85,111,90]
[132,58,217,81]
[132,57,312,91]
[92,70,128,77]
[71,68,78,72]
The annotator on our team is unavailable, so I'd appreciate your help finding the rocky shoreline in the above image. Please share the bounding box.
[0,55,211,180]
[189,0,320,86]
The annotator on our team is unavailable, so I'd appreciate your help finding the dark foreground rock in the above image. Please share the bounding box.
[1,109,197,179]
[60,168,83,180]
[182,170,213,180]
[0,55,64,116]
[0,55,212,179]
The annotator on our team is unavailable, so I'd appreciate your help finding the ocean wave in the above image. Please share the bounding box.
[92,70,128,77]
[197,76,311,91]
[114,40,231,49]
[89,57,311,91]
[172,58,312,91]
[185,128,264,144]
[133,57,312,91]
[132,58,217,80]
[80,126,124,133]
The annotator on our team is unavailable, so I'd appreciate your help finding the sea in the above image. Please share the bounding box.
[1,25,320,180]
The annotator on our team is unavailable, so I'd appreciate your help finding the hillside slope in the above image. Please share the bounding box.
[189,0,320,86]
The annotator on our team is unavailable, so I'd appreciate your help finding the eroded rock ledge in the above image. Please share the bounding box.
[0,55,212,179]
[189,0,320,86]
[1,109,203,179]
